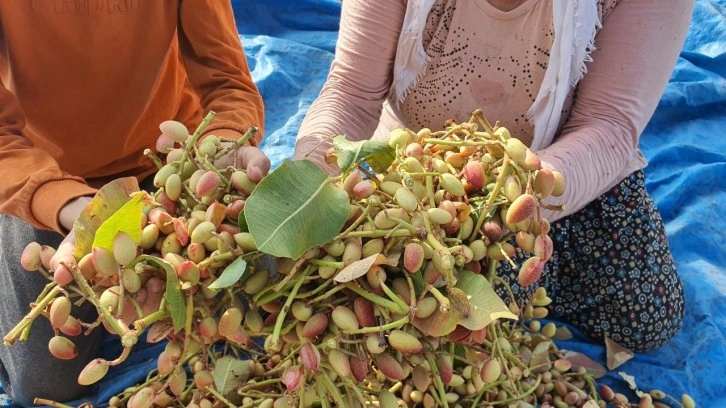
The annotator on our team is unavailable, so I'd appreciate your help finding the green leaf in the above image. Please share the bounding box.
[136,255,186,333]
[208,258,248,290]
[91,194,144,253]
[456,270,517,331]
[245,160,349,259]
[237,209,249,233]
[74,177,140,259]
[410,271,426,295]
[213,356,250,396]
[332,136,396,173]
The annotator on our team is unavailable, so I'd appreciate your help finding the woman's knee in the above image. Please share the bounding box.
[572,284,685,352]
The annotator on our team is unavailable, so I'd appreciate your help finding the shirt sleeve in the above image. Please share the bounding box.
[294,0,407,173]
[178,0,265,144]
[536,0,695,221]
[0,77,96,233]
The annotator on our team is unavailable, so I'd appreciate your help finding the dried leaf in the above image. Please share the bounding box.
[618,372,648,398]
[529,341,552,374]
[605,336,634,370]
[145,320,173,343]
[562,351,607,379]
[386,242,403,267]
[334,254,385,283]
[553,326,573,340]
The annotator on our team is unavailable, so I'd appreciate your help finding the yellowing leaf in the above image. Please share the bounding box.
[456,271,517,331]
[91,193,144,252]
[74,177,140,259]
[562,351,607,379]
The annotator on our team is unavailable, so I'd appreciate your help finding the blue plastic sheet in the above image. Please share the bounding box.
[2,0,724,406]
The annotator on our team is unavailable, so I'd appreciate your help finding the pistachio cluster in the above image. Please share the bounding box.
[5,111,694,408]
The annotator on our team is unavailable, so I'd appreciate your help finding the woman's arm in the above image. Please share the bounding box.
[537,0,694,220]
[294,0,407,173]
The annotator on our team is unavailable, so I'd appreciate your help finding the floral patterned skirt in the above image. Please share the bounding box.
[498,171,684,352]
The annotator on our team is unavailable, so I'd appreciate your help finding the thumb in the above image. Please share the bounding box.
[50,230,77,286]
[236,146,271,183]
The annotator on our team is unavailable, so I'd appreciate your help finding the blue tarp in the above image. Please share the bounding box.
[2,0,724,406]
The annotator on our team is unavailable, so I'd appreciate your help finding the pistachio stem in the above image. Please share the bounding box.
[493,276,518,308]
[106,346,133,366]
[198,250,239,268]
[473,152,511,239]
[309,259,344,269]
[472,109,496,134]
[319,371,347,408]
[343,229,412,239]
[143,149,165,170]
[178,111,216,174]
[204,385,237,408]
[495,242,518,269]
[489,375,542,406]
[134,309,170,332]
[334,203,372,241]
[214,126,258,160]
[32,399,74,408]
[269,266,312,352]
[309,284,346,305]
[3,284,60,346]
[487,258,497,283]
[343,315,410,335]
[344,284,407,315]
[425,284,451,313]
[425,175,436,208]
[377,279,411,314]
[424,220,455,287]
[316,380,331,408]
[426,352,451,408]
[422,138,498,147]
[68,264,129,337]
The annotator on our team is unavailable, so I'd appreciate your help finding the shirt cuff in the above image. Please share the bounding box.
[31,179,98,233]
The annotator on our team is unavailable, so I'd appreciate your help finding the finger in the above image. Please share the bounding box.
[50,230,77,272]
[236,146,271,182]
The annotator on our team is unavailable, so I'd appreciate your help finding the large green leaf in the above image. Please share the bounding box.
[207,258,248,290]
[213,356,250,395]
[456,270,517,331]
[332,136,396,174]
[91,193,144,252]
[245,160,349,259]
[136,255,186,333]
[74,177,140,259]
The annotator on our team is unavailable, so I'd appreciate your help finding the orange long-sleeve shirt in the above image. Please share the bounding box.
[0,0,264,233]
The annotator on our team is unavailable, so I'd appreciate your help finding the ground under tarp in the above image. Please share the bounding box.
[2,0,724,406]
